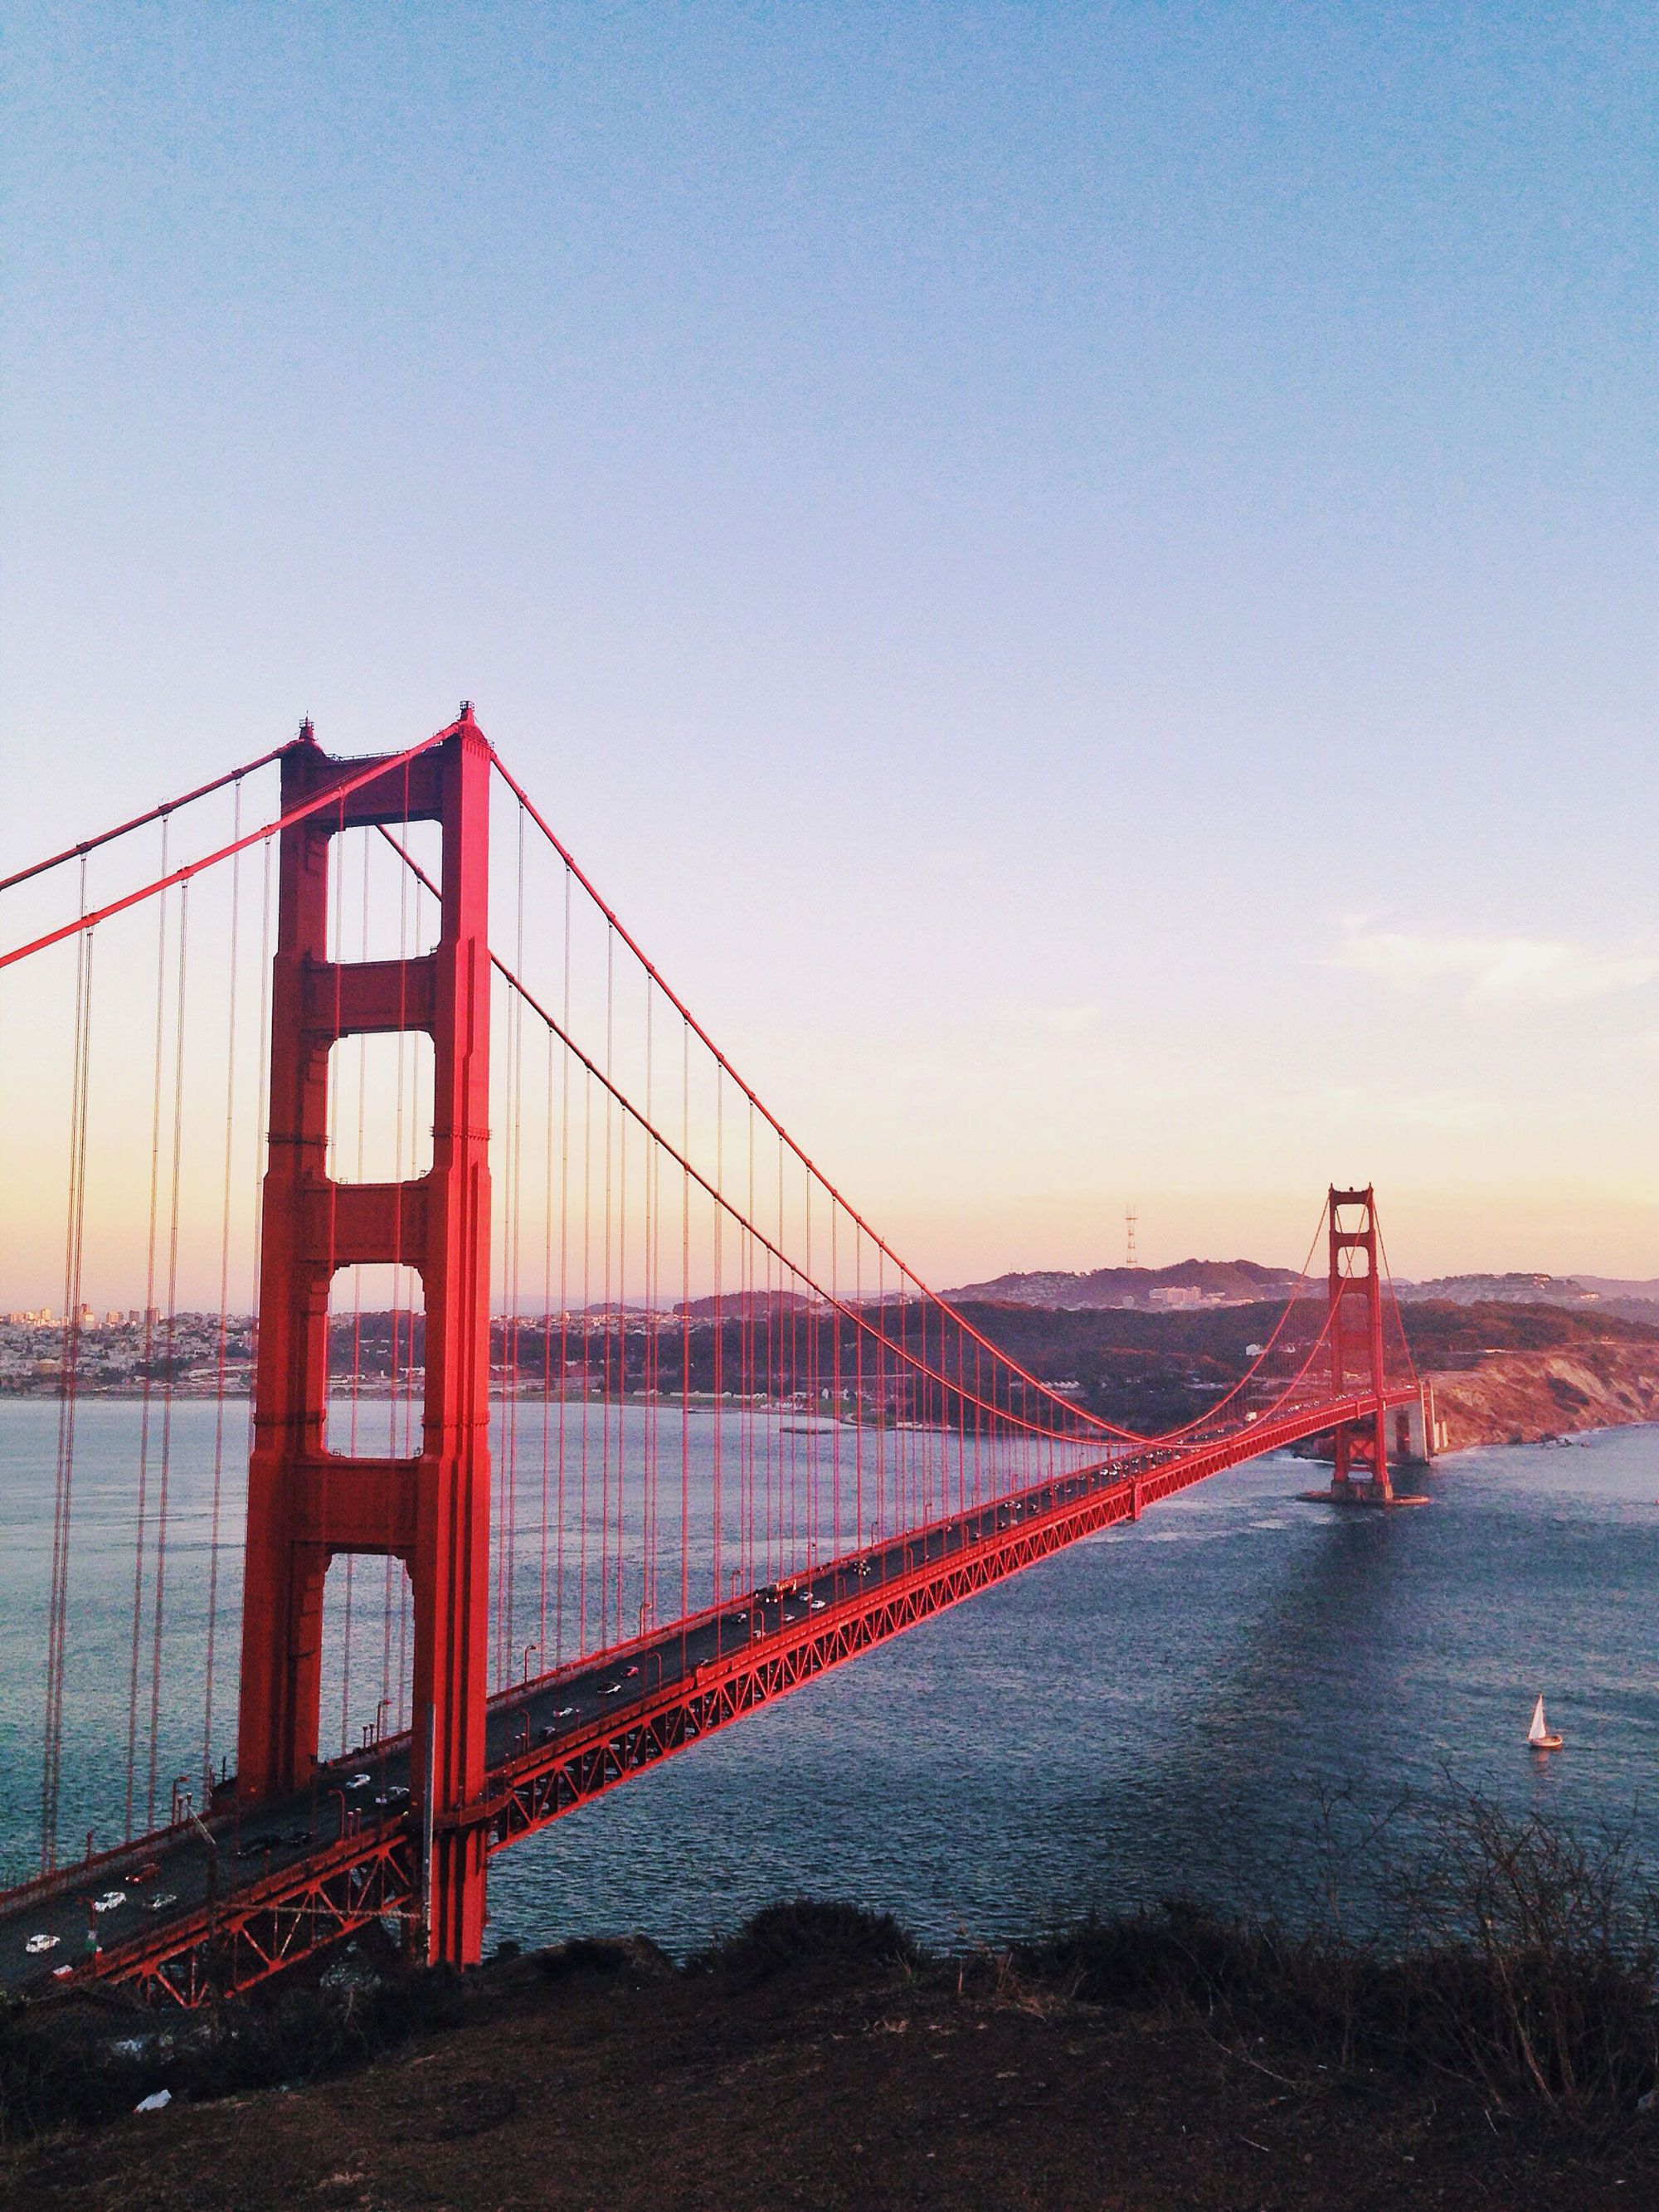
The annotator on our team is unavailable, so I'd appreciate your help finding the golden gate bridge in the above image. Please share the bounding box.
[0,709,1423,2005]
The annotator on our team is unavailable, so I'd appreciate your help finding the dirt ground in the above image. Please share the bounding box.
[5,1945,1656,2212]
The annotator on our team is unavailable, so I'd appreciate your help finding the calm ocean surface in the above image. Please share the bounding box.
[2,1403,1655,1953]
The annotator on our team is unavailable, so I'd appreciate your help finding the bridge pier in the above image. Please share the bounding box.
[1329,1412,1389,1500]
[236,712,494,1969]
[1391,1383,1440,1466]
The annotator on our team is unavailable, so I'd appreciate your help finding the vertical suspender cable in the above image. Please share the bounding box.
[712,1073,722,1616]
[679,1018,690,1639]
[321,801,344,1778]
[126,824,170,1839]
[859,1247,870,1553]
[600,927,614,1649]
[41,863,92,1872]
[490,922,508,1686]
[876,1258,888,1530]
[500,803,528,1685]
[385,774,411,1728]
[203,785,245,1796]
[802,1175,812,1572]
[145,876,189,1829]
[556,866,571,1666]
[746,1102,757,1594]
[579,1062,591,1655]
[399,856,424,1724]
[248,825,274,1520]
[830,1204,840,1562]
[643,984,656,1625]
[340,834,370,1750]
[541,1016,553,1665]
[616,1014,629,1641]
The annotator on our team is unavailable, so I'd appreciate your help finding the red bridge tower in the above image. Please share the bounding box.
[1326,1184,1391,1502]
[236,712,493,1966]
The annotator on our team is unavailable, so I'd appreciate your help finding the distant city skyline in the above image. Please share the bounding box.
[3,4,1654,1285]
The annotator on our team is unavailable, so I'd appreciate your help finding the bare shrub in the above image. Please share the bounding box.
[1009,1795,1659,2121]
[1382,1796,1659,2115]
[688,1899,920,1989]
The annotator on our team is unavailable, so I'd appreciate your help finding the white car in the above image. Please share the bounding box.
[346,1773,371,1791]
[92,1890,126,1913]
[25,1932,60,1955]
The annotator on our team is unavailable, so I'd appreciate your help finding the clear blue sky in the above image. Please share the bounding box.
[3,2,1654,1280]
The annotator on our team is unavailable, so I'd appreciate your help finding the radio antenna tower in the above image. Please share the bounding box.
[1125,1205,1139,1270]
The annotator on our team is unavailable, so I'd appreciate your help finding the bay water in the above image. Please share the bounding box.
[2,1402,1653,1954]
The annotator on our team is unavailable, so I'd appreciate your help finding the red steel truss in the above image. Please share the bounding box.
[106,1830,417,2010]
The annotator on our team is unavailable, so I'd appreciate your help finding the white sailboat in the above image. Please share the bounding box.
[1527,1694,1563,1752]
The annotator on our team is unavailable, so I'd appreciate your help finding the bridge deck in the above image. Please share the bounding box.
[0,1390,1413,2004]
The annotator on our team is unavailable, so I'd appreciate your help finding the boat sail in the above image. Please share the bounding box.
[1527,1694,1563,1751]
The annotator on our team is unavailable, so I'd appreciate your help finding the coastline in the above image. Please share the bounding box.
[1425,1340,1659,1454]
[9,1344,1659,1461]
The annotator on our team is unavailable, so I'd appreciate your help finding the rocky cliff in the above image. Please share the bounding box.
[1428,1339,1659,1451]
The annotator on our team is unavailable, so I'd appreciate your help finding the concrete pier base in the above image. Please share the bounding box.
[1297,1486,1432,1509]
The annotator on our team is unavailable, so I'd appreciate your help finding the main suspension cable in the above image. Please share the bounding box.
[0,744,289,898]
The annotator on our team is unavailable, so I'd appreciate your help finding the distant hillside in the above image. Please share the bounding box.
[949,1260,1659,1325]
[1394,1273,1659,1324]
[944,1294,1659,1437]
[1573,1276,1659,1320]
[674,1289,818,1320]
[946,1258,1305,1310]
[1394,1271,1597,1306]
[1394,1297,1659,1368]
